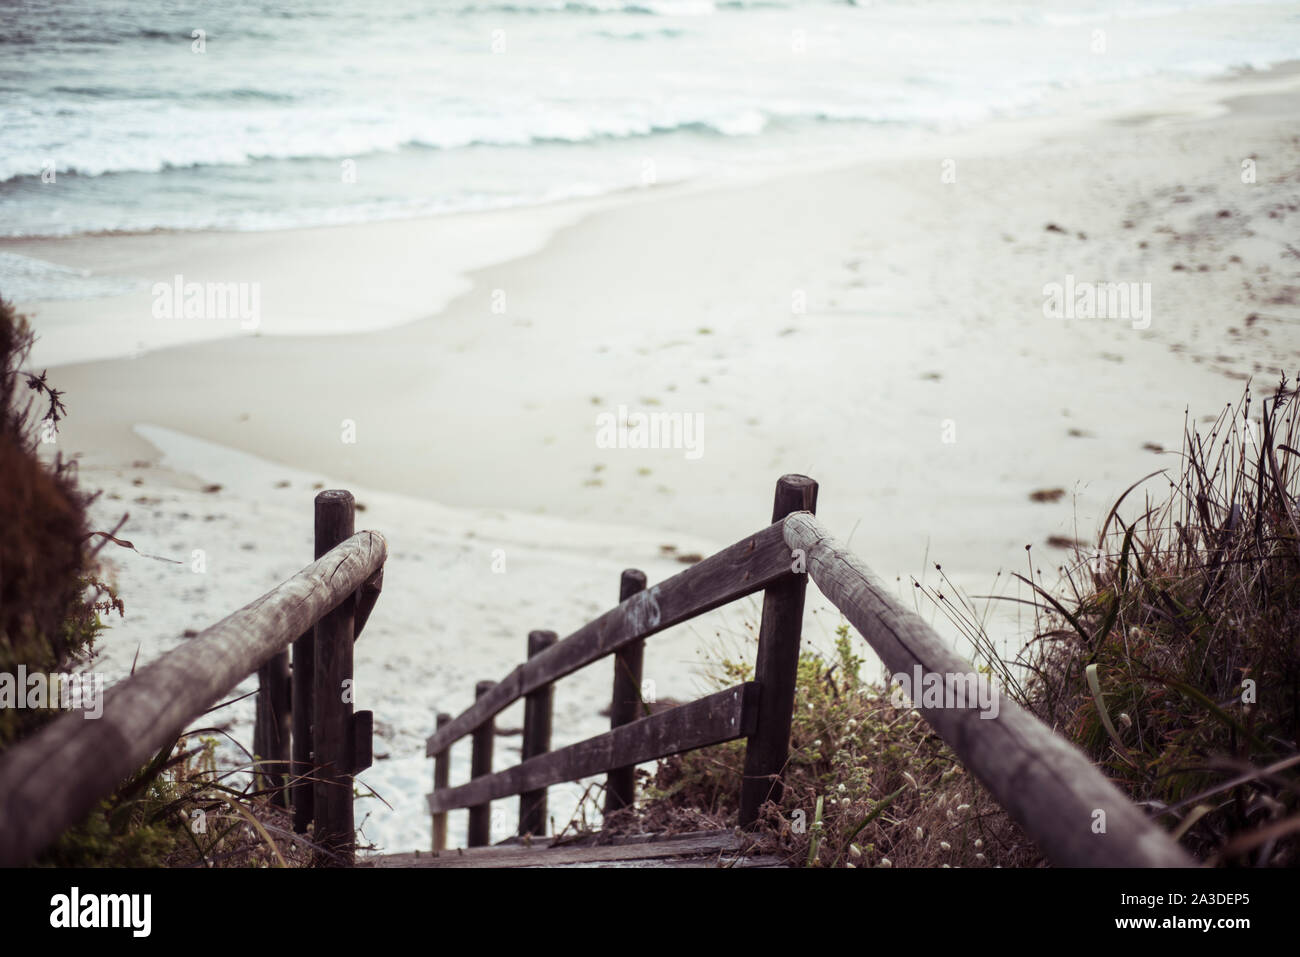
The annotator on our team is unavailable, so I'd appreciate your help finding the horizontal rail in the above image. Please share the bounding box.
[783,512,1192,868]
[428,682,759,814]
[0,530,388,867]
[426,521,791,756]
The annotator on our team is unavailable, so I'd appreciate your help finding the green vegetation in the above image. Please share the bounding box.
[626,624,1038,867]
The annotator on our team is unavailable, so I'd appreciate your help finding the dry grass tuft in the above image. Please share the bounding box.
[1005,375,1300,865]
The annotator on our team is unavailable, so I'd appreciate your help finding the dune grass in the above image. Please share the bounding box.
[627,376,1300,867]
[1005,375,1300,865]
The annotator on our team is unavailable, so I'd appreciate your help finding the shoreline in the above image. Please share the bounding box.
[9,58,1300,370]
[7,57,1300,248]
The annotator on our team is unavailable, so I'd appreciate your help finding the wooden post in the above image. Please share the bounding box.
[311,490,357,865]
[467,681,496,847]
[519,630,557,837]
[291,491,334,833]
[254,650,290,807]
[605,569,647,814]
[740,474,817,827]
[431,712,451,852]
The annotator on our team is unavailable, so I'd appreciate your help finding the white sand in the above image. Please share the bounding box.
[14,66,1300,855]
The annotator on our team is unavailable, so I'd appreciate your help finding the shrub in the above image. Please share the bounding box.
[0,296,116,749]
[631,624,1040,867]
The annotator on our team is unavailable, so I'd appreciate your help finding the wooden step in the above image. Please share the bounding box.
[363,829,785,868]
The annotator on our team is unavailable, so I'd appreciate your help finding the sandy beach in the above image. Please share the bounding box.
[10,65,1300,854]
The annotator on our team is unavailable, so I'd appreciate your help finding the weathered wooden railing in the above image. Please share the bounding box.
[427,475,818,848]
[0,490,385,867]
[428,474,1193,867]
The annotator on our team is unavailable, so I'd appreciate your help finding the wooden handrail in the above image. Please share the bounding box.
[429,683,759,814]
[783,511,1192,868]
[0,528,387,867]
[425,518,794,757]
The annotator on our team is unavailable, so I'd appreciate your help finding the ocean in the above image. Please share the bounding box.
[2,0,1299,292]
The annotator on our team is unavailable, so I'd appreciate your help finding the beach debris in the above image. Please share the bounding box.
[1028,488,1066,503]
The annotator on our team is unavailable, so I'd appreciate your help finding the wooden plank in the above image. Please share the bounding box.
[548,856,782,869]
[605,569,647,813]
[519,630,557,837]
[782,512,1192,868]
[0,530,387,867]
[467,680,496,847]
[367,829,762,868]
[740,475,817,825]
[426,522,791,757]
[312,490,358,866]
[429,683,758,815]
